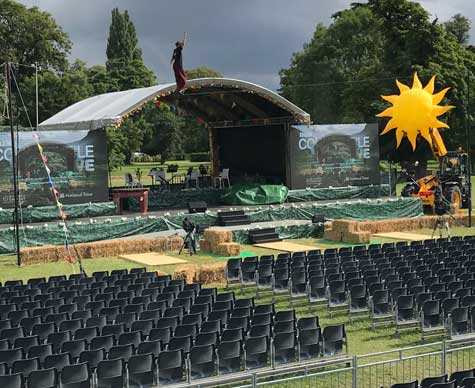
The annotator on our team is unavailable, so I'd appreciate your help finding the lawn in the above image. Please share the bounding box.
[5,227,475,360]
[109,160,210,187]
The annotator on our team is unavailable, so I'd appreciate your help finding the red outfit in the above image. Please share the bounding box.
[172,46,187,91]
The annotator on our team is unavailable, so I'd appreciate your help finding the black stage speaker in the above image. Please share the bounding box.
[188,201,208,214]
[312,214,325,223]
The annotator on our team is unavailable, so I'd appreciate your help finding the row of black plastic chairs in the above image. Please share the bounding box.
[390,367,475,388]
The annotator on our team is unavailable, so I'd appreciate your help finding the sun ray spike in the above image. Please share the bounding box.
[433,105,455,116]
[380,118,398,135]
[423,76,436,94]
[395,130,404,148]
[396,80,410,93]
[376,107,394,118]
[432,88,450,105]
[381,95,398,104]
[412,73,422,89]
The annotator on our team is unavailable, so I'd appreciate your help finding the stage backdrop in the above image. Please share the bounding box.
[0,130,108,208]
[288,123,380,189]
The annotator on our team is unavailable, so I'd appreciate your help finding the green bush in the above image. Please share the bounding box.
[189,152,210,162]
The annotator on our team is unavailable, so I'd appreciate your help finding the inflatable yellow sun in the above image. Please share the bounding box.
[376,73,454,150]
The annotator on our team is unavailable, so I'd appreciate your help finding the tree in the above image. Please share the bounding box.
[186,66,223,80]
[18,60,92,126]
[0,0,71,72]
[279,0,475,161]
[444,14,471,45]
[105,8,156,90]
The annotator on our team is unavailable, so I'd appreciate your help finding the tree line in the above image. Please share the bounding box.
[0,1,218,168]
[280,0,475,162]
[1,0,474,167]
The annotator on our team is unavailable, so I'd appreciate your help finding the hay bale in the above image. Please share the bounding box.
[199,240,211,253]
[203,228,232,252]
[197,262,227,285]
[346,231,371,244]
[18,235,184,265]
[215,242,240,257]
[324,229,342,242]
[174,264,198,283]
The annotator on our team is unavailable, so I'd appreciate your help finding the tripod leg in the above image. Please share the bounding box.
[445,221,451,239]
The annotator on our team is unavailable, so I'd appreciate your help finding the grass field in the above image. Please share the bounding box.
[5,226,475,361]
[109,160,210,187]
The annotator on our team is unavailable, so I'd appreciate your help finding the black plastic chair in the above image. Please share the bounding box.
[461,377,475,388]
[420,374,447,388]
[11,357,40,376]
[60,362,91,388]
[429,381,455,388]
[0,348,24,368]
[450,369,474,387]
[47,331,72,353]
[148,327,172,346]
[157,349,184,384]
[168,335,192,355]
[27,368,57,388]
[448,307,470,336]
[43,352,71,372]
[96,358,125,388]
[108,344,134,363]
[79,349,106,373]
[14,336,39,353]
[272,331,296,365]
[28,344,53,365]
[189,345,216,379]
[217,340,242,374]
[322,324,347,356]
[61,340,87,361]
[118,331,141,347]
[244,336,269,369]
[298,328,321,360]
[390,381,418,388]
[128,353,154,388]
[137,340,162,357]
[0,373,23,388]
[90,335,114,353]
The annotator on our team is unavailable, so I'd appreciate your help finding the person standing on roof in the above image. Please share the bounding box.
[171,32,187,94]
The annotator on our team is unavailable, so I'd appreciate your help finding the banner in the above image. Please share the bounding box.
[0,130,108,208]
[288,123,380,189]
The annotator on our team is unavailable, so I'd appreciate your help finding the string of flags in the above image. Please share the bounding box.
[33,133,75,265]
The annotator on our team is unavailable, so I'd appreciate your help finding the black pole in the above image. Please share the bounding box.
[6,63,21,265]
[467,71,472,227]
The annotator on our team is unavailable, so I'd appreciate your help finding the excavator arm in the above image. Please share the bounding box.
[429,128,448,160]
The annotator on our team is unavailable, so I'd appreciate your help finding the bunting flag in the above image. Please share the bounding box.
[33,132,76,266]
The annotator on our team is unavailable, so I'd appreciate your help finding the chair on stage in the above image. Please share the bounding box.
[124,173,142,188]
[186,169,200,189]
[214,168,230,188]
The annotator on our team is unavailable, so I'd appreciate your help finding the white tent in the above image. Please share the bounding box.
[39,78,310,131]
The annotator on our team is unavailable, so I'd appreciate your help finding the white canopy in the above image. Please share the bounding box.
[39,78,310,131]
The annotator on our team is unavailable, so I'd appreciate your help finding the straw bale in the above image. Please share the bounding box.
[215,242,240,257]
[197,262,227,285]
[173,264,198,283]
[345,232,371,244]
[199,240,211,253]
[203,228,232,250]
[19,235,184,265]
[323,229,342,242]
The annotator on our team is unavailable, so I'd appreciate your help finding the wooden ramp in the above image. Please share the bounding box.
[254,241,319,252]
[372,232,431,241]
[119,253,188,266]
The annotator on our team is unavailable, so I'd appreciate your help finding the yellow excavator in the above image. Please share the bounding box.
[400,128,469,211]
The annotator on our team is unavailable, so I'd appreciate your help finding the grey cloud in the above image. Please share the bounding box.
[18,0,475,90]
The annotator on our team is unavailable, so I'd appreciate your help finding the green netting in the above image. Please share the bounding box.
[221,184,289,205]
[0,197,422,254]
[287,184,390,202]
[0,202,117,225]
[231,223,324,244]
[247,197,422,222]
[129,188,225,211]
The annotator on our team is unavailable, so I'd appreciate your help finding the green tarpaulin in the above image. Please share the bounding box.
[287,185,390,202]
[221,184,289,205]
[0,202,116,225]
[231,223,324,244]
[0,197,422,254]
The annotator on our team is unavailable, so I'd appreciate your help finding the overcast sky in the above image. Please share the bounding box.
[18,0,475,90]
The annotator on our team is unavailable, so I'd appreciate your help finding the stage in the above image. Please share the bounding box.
[0,196,423,254]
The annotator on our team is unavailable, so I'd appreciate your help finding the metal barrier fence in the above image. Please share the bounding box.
[170,337,475,388]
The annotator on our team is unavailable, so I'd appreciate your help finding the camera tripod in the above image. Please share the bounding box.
[179,230,197,255]
[431,214,452,239]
